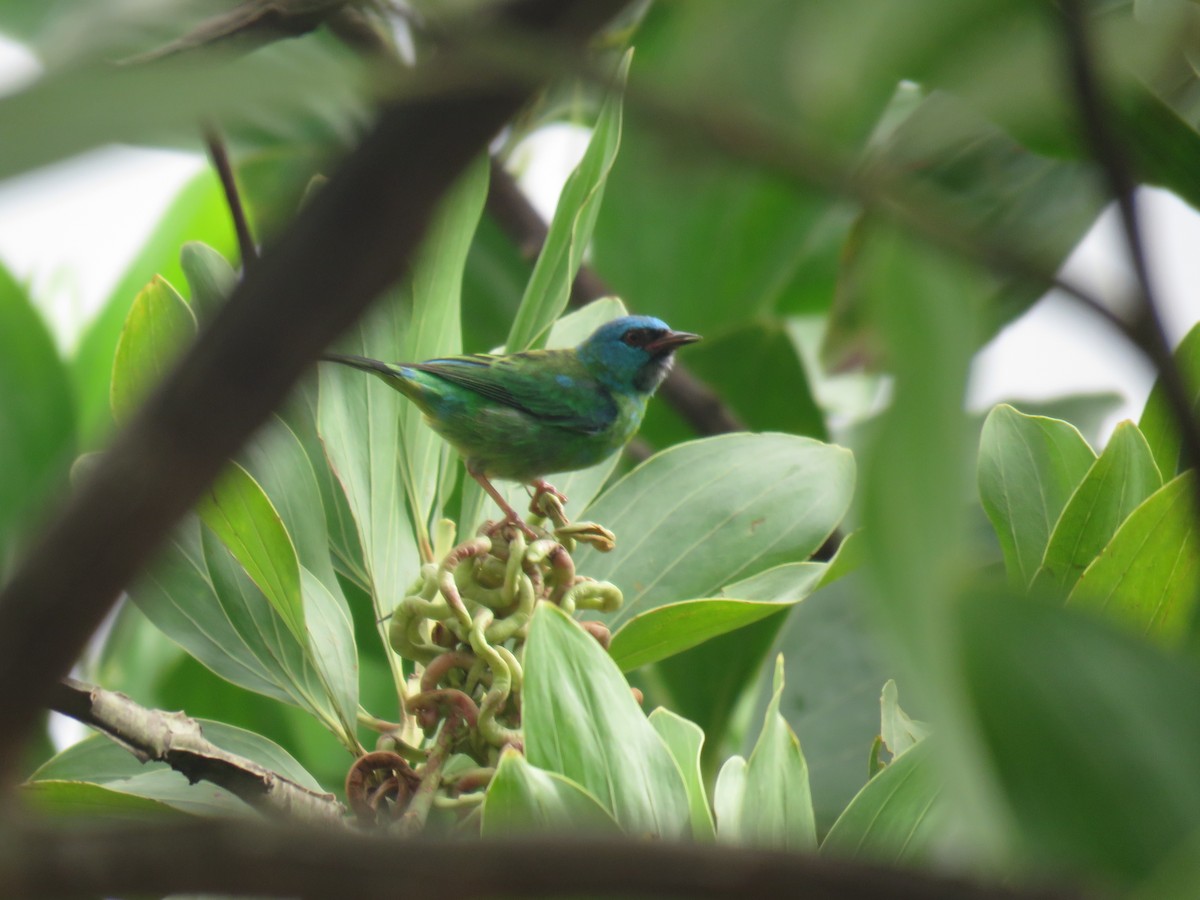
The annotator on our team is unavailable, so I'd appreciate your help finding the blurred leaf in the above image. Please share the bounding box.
[0,263,75,575]
[711,656,816,850]
[180,240,237,321]
[821,739,943,864]
[506,49,630,352]
[523,603,690,837]
[593,105,840,341]
[21,781,185,820]
[461,212,531,353]
[1140,319,1200,479]
[109,275,196,420]
[76,172,234,445]
[197,462,305,647]
[824,92,1105,370]
[1006,391,1126,452]
[576,433,854,626]
[977,404,1096,588]
[396,154,489,533]
[610,559,824,672]
[960,592,1200,886]
[1067,472,1200,644]
[1033,421,1162,597]
[481,749,618,836]
[648,708,716,841]
[713,754,746,842]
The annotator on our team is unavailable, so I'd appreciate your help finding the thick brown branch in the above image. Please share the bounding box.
[48,679,344,825]
[0,0,630,788]
[486,158,747,435]
[0,818,1087,900]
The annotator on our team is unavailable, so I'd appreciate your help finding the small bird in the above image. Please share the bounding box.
[322,315,700,536]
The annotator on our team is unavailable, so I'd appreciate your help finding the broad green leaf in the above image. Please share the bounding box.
[21,781,185,820]
[611,558,825,672]
[978,404,1096,587]
[33,718,322,792]
[523,603,690,838]
[712,656,816,850]
[505,49,631,352]
[396,154,489,531]
[319,285,419,691]
[1033,421,1162,597]
[610,598,798,673]
[109,275,197,420]
[1139,320,1200,479]
[649,708,715,841]
[821,739,942,864]
[576,433,854,626]
[481,749,618,837]
[180,240,237,321]
[1067,472,1200,644]
[73,171,235,445]
[197,463,305,647]
[960,592,1200,885]
[0,263,74,575]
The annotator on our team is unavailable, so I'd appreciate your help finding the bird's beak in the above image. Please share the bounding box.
[646,330,702,354]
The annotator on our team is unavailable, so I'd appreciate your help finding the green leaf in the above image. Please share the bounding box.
[180,240,238,321]
[197,463,305,647]
[1033,421,1162,597]
[21,781,185,820]
[523,603,690,838]
[821,739,942,864]
[712,656,816,850]
[1139,320,1200,479]
[74,171,236,446]
[109,275,197,420]
[959,592,1200,885]
[505,49,631,352]
[396,154,489,530]
[0,263,75,575]
[977,404,1096,587]
[576,433,854,626]
[319,282,420,691]
[610,559,825,672]
[1066,472,1200,644]
[648,708,716,841]
[481,749,619,836]
[29,718,322,818]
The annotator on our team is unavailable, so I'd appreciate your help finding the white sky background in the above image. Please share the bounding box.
[3,34,1200,443]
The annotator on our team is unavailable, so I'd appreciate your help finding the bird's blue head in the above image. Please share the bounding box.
[576,315,701,395]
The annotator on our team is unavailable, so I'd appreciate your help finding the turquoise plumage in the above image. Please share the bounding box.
[322,315,699,534]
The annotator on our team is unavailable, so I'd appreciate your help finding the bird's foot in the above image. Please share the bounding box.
[529,479,569,524]
[483,512,539,542]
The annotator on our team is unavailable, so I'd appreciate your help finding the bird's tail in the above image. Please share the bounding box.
[320,352,399,378]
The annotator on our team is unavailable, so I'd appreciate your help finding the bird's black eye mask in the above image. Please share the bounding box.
[620,327,665,350]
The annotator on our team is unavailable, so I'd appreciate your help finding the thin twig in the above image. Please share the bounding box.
[486,158,746,435]
[1057,2,1200,473]
[0,817,1089,900]
[203,124,258,270]
[48,679,345,825]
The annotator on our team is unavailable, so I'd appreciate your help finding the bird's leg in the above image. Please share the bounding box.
[528,478,569,520]
[469,468,538,540]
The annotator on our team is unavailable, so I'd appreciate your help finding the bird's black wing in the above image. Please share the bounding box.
[414,352,615,435]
